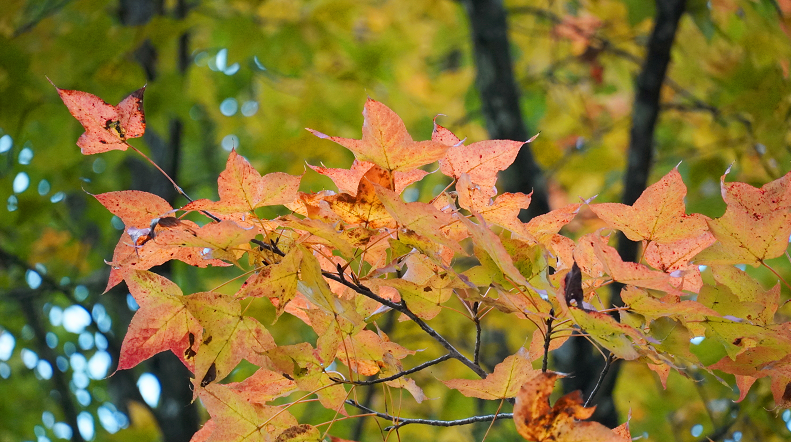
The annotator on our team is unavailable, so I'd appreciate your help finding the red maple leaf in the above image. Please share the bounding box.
[50,79,145,154]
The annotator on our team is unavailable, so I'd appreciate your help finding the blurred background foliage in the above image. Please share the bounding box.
[2,0,791,441]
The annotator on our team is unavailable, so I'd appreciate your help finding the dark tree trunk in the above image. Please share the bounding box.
[114,1,200,441]
[461,0,549,219]
[616,0,688,279]
[557,0,687,428]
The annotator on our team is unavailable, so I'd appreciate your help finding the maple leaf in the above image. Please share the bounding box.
[197,383,299,442]
[336,329,386,376]
[590,167,709,243]
[569,307,647,360]
[185,292,276,388]
[182,150,301,214]
[266,343,350,414]
[323,164,395,229]
[51,79,146,154]
[513,372,628,442]
[94,191,230,291]
[461,215,530,287]
[367,274,461,321]
[117,271,202,372]
[281,215,356,258]
[696,169,791,266]
[644,232,715,293]
[226,368,298,404]
[456,173,535,239]
[434,121,538,189]
[237,247,302,319]
[709,265,780,326]
[590,231,681,294]
[309,159,427,195]
[156,220,257,263]
[307,98,448,172]
[524,203,584,242]
[376,185,464,255]
[443,347,540,399]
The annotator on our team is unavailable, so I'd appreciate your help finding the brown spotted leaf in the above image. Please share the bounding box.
[696,170,791,266]
[590,168,709,243]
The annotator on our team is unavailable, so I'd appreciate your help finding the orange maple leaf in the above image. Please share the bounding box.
[95,190,232,291]
[513,372,628,442]
[307,98,448,172]
[182,150,301,214]
[323,164,395,229]
[696,170,791,266]
[590,168,709,243]
[443,347,540,399]
[185,292,276,388]
[309,159,427,196]
[434,121,537,189]
[51,79,145,154]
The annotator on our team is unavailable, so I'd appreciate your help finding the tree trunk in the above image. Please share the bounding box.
[461,0,549,219]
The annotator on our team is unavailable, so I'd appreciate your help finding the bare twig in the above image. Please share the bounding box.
[346,400,513,431]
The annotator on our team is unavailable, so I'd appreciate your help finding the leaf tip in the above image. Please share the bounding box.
[306,128,330,139]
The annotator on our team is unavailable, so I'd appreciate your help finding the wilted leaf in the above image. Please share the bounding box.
[513,372,628,441]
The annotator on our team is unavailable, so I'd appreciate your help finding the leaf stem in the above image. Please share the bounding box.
[762,261,791,295]
[126,143,221,222]
[584,352,614,407]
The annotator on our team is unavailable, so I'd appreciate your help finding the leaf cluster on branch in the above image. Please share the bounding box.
[53,82,791,442]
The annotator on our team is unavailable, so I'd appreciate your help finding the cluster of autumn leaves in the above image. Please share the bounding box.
[53,82,791,442]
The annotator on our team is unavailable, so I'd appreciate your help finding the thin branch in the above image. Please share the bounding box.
[322,272,489,379]
[584,353,614,407]
[473,302,482,366]
[542,311,554,373]
[338,354,453,386]
[346,400,513,431]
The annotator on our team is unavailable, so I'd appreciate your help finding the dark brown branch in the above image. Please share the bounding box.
[346,400,513,431]
[461,0,549,218]
[472,303,482,366]
[542,311,554,373]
